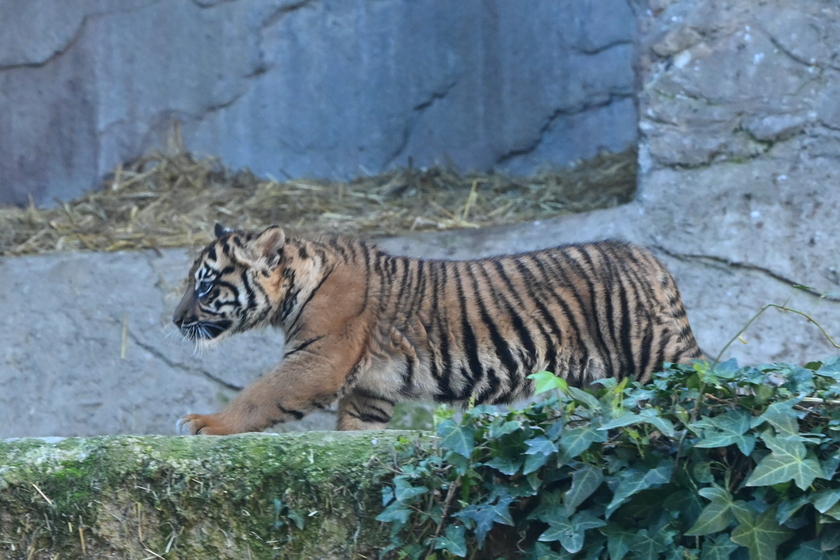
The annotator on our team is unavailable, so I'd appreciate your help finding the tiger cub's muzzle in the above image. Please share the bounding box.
[172,291,233,341]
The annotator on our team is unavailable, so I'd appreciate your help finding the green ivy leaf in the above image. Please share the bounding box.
[527,542,572,560]
[484,454,524,476]
[776,495,810,524]
[437,419,475,459]
[693,461,715,484]
[700,533,739,560]
[598,409,676,438]
[525,435,558,457]
[566,386,601,409]
[824,502,840,521]
[522,436,557,475]
[286,509,306,530]
[730,507,793,560]
[393,476,429,502]
[564,464,604,515]
[527,489,564,523]
[375,500,411,524]
[558,425,606,463]
[687,485,735,536]
[692,408,756,456]
[523,452,551,475]
[606,462,674,517]
[784,539,835,560]
[454,494,514,547]
[812,489,840,514]
[528,370,568,395]
[538,510,606,553]
[487,418,521,439]
[599,524,636,560]
[710,358,740,380]
[754,399,802,435]
[432,523,467,557]
[822,524,840,551]
[381,486,394,506]
[746,434,824,490]
[633,528,674,560]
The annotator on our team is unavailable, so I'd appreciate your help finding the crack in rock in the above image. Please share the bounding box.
[261,0,321,29]
[496,93,633,166]
[0,0,163,71]
[383,79,460,169]
[654,245,840,303]
[128,331,244,391]
[765,32,840,73]
[572,39,634,57]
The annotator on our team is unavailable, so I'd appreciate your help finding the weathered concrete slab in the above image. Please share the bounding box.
[0,0,637,206]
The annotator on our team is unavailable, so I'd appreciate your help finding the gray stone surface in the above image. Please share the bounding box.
[0,0,637,206]
[633,0,840,358]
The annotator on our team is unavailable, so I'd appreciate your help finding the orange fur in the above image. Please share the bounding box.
[174,226,703,434]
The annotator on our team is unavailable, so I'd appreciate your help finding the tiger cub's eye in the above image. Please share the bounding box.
[196,280,213,298]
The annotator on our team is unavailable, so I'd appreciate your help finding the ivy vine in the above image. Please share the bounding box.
[376,357,840,560]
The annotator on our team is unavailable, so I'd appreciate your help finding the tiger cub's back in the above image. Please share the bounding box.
[376,240,702,405]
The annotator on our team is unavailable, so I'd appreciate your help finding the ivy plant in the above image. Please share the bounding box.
[376,357,840,560]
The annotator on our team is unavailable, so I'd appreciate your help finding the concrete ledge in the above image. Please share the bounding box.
[0,432,420,559]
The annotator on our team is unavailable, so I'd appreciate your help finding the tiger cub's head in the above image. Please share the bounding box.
[173,223,287,344]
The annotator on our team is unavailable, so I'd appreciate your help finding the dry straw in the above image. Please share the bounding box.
[0,145,635,256]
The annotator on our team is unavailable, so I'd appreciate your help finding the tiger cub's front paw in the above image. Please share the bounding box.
[176,413,236,435]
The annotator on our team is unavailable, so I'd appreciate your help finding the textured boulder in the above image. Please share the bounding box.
[0,0,637,206]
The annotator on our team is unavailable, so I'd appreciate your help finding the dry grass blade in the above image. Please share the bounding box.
[0,148,636,256]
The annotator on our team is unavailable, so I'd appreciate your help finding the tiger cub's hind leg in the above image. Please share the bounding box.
[337,389,396,431]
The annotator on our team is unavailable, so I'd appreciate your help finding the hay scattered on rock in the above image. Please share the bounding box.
[0,148,635,256]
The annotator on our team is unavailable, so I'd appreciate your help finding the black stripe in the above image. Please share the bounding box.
[408,259,426,317]
[510,258,564,377]
[435,262,457,400]
[277,405,304,420]
[566,246,615,378]
[394,258,413,308]
[609,245,664,378]
[454,263,484,396]
[638,323,654,379]
[463,265,507,401]
[284,335,325,358]
[596,246,631,378]
[347,410,391,425]
[285,267,334,335]
[483,260,537,371]
[241,270,258,311]
[426,261,442,382]
[400,353,416,395]
[353,387,397,406]
[529,254,590,381]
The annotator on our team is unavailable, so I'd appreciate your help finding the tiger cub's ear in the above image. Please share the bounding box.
[214,223,232,238]
[236,226,286,269]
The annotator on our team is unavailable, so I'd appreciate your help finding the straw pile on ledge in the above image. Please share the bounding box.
[0,148,635,256]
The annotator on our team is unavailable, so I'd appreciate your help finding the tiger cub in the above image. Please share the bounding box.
[174,224,703,434]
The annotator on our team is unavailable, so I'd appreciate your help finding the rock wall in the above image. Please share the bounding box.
[0,432,407,559]
[0,0,637,206]
[632,0,840,361]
